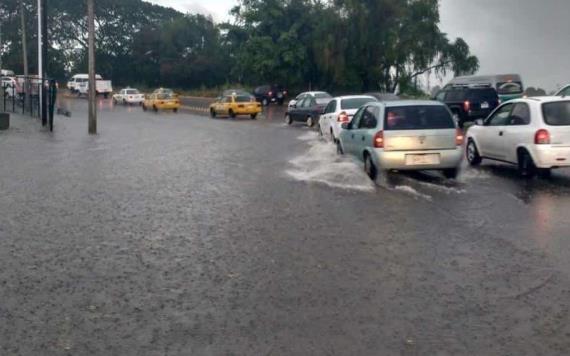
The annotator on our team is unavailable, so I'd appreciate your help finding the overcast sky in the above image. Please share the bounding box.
[147,0,569,92]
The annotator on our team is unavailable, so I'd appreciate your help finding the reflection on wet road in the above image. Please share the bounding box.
[1,97,570,355]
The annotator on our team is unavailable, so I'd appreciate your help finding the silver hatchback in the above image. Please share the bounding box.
[338,101,464,179]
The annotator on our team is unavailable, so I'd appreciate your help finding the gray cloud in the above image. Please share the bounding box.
[440,0,570,92]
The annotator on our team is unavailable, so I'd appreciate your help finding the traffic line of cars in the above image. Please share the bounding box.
[286,88,570,181]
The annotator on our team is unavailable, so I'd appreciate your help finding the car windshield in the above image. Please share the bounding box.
[316,98,332,105]
[341,97,375,110]
[235,95,252,102]
[497,81,523,94]
[542,101,570,126]
[157,93,174,99]
[126,89,139,94]
[314,93,332,99]
[385,105,455,130]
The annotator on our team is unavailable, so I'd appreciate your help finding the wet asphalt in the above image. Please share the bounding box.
[1,98,570,355]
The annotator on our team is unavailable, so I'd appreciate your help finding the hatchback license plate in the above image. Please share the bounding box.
[405,154,440,166]
[481,102,490,109]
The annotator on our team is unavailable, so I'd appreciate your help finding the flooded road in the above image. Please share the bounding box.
[1,98,570,355]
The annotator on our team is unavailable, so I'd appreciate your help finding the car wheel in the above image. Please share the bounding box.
[330,129,335,143]
[306,116,314,127]
[250,114,257,120]
[229,109,236,118]
[210,108,216,118]
[262,98,269,106]
[112,99,117,105]
[518,150,536,178]
[278,99,284,106]
[173,108,178,113]
[153,105,158,112]
[285,114,293,125]
[123,99,127,105]
[142,104,147,111]
[466,140,482,166]
[336,140,344,155]
[103,93,108,99]
[443,168,459,179]
[364,154,377,180]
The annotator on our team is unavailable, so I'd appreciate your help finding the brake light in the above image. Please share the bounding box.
[283,90,288,95]
[373,131,384,148]
[535,129,550,144]
[456,128,464,146]
[268,91,273,96]
[337,111,349,122]
[463,100,470,112]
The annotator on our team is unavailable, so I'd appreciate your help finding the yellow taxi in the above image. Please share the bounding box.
[142,88,181,112]
[209,91,262,119]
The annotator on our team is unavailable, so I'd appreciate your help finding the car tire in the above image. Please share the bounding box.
[250,114,257,120]
[210,108,216,118]
[306,116,314,127]
[466,140,482,166]
[518,149,536,178]
[443,168,459,179]
[153,105,158,113]
[229,109,236,118]
[278,99,284,106]
[112,99,117,105]
[142,104,147,111]
[173,108,178,113]
[285,114,293,125]
[123,99,127,105]
[330,129,336,143]
[103,93,108,99]
[364,154,377,180]
[336,140,344,155]
[262,98,269,106]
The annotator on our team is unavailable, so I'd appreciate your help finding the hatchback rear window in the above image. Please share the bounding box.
[542,101,570,126]
[314,93,332,99]
[467,89,498,101]
[341,97,375,110]
[126,89,139,95]
[384,106,455,130]
[497,82,523,95]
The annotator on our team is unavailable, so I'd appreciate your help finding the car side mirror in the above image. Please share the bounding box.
[341,122,351,130]
[475,119,484,126]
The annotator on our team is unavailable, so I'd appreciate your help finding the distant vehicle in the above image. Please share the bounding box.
[254,84,288,106]
[1,77,18,97]
[288,91,332,110]
[555,85,570,97]
[112,88,145,105]
[209,93,262,120]
[365,92,400,102]
[67,74,102,92]
[446,74,524,102]
[285,95,332,127]
[318,95,377,142]
[69,74,113,98]
[434,86,500,127]
[142,88,180,112]
[466,97,570,177]
[222,89,250,97]
[338,101,464,179]
[0,69,15,76]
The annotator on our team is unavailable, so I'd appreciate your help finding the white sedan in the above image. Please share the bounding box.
[288,91,331,110]
[112,88,145,105]
[318,95,377,142]
[466,97,570,177]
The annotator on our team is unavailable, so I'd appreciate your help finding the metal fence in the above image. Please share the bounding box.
[1,76,57,131]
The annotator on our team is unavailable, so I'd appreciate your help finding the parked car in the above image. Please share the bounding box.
[142,88,181,112]
[209,93,261,119]
[285,95,332,127]
[555,85,570,97]
[338,101,464,179]
[288,91,332,110]
[318,95,377,142]
[1,77,18,97]
[365,92,400,102]
[466,97,570,177]
[434,85,500,127]
[254,84,288,106]
[112,88,145,105]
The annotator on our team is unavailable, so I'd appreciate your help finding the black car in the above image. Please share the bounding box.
[254,84,288,106]
[285,95,332,127]
[434,86,499,127]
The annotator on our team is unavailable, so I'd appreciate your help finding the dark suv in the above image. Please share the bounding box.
[434,86,499,127]
[254,84,288,106]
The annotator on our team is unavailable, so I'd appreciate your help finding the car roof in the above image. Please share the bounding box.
[519,96,570,103]
[368,100,445,108]
[335,95,377,100]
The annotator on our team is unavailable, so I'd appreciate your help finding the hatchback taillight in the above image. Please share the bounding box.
[464,100,471,112]
[373,131,384,148]
[535,129,550,144]
[337,111,349,122]
[456,128,464,146]
[268,91,273,96]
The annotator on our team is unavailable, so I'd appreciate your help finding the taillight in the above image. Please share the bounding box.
[283,90,287,95]
[535,129,550,144]
[373,131,384,148]
[337,111,349,122]
[268,91,273,96]
[456,128,464,146]
[463,100,470,112]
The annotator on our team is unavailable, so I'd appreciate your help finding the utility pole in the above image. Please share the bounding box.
[87,0,96,134]
[20,0,29,109]
[41,0,48,126]
[37,0,42,121]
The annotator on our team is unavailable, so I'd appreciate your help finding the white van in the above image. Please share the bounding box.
[68,74,113,98]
